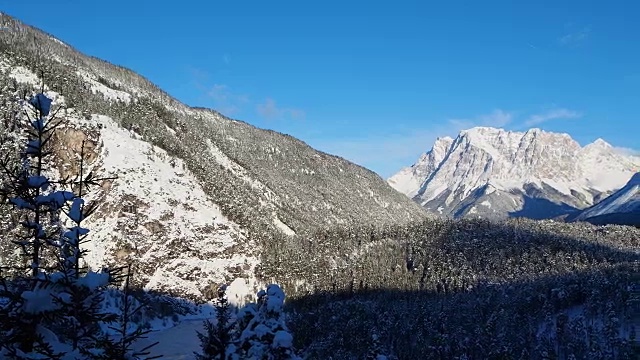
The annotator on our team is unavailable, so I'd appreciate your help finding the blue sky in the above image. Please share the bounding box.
[3,1,639,177]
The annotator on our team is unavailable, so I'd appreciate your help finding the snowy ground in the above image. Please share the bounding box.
[134,319,205,360]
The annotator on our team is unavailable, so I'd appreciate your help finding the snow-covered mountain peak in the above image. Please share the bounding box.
[585,138,613,150]
[436,135,454,142]
[592,138,611,146]
[389,127,640,219]
[388,136,455,198]
[459,127,510,146]
[430,136,454,156]
[460,126,509,136]
[433,136,454,148]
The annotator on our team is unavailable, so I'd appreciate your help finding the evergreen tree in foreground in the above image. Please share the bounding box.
[196,284,300,360]
[0,85,159,358]
[0,88,80,358]
[195,285,235,360]
[232,284,299,360]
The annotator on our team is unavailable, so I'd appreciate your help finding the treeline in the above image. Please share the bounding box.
[258,218,639,359]
[260,218,638,295]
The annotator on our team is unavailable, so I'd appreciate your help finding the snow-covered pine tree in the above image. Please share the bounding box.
[46,138,123,359]
[0,87,78,358]
[0,84,158,359]
[194,284,235,360]
[231,284,300,360]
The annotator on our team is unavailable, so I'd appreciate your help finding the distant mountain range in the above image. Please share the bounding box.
[388,127,639,222]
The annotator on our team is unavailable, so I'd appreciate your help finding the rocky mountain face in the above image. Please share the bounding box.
[568,172,640,226]
[388,127,639,220]
[0,14,427,301]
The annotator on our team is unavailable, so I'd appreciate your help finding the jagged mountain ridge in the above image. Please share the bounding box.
[568,172,640,226]
[388,127,640,219]
[0,14,427,300]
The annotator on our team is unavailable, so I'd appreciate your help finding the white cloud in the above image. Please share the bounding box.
[189,68,303,120]
[188,68,250,115]
[558,27,590,46]
[524,108,582,126]
[613,146,640,157]
[205,83,249,116]
[448,109,513,130]
[256,98,305,120]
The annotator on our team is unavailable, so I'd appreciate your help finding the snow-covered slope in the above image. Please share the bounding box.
[84,114,259,300]
[0,13,427,301]
[388,136,453,198]
[569,172,640,226]
[388,127,640,219]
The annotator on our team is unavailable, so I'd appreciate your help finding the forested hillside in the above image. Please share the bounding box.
[264,218,640,359]
[0,13,426,300]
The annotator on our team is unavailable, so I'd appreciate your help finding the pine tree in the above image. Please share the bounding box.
[195,284,235,360]
[0,83,159,358]
[231,284,299,360]
[0,86,77,358]
[47,137,124,359]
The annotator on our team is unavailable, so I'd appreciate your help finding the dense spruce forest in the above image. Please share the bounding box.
[258,218,640,359]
